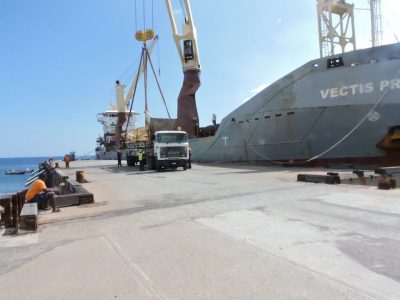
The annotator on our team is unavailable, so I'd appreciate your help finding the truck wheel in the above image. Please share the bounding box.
[150,158,156,170]
[183,163,187,170]
[156,161,162,172]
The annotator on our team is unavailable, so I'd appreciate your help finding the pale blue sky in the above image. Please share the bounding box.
[0,0,398,158]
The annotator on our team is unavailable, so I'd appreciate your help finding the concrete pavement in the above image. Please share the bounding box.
[1,160,400,299]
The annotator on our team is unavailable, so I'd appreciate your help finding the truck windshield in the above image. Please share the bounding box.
[157,133,188,143]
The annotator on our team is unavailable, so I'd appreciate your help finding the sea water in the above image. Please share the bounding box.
[0,157,61,195]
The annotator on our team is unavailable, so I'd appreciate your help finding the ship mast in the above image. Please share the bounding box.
[317,0,356,58]
[369,0,382,47]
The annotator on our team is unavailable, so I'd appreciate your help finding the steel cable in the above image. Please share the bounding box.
[146,50,171,119]
[122,48,145,147]
[135,0,138,32]
[143,0,146,31]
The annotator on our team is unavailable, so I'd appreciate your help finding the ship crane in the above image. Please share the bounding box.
[114,36,159,149]
[165,0,201,138]
[115,0,201,147]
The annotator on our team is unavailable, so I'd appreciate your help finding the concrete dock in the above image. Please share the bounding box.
[1,160,400,299]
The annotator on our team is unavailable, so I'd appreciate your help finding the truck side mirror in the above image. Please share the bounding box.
[151,134,156,141]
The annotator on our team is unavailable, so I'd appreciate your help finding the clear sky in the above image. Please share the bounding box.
[0,0,399,158]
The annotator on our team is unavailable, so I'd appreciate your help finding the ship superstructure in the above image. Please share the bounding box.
[96,106,138,159]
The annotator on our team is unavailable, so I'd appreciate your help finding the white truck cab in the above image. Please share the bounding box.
[151,131,189,171]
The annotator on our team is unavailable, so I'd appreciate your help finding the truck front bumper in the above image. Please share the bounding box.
[158,159,187,168]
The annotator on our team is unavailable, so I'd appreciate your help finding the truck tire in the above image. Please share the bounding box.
[156,161,162,172]
[183,163,187,170]
[148,158,153,170]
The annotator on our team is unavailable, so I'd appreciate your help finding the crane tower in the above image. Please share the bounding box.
[370,0,382,47]
[317,0,356,58]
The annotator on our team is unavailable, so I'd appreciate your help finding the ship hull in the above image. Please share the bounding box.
[191,43,400,166]
[97,150,118,160]
[96,150,130,161]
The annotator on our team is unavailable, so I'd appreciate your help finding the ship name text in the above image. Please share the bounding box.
[320,79,400,100]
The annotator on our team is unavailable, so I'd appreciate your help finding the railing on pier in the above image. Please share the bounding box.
[0,164,94,234]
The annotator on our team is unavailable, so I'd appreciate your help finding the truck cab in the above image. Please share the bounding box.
[150,131,189,171]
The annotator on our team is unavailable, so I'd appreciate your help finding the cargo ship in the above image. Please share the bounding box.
[191,42,400,166]
[189,0,400,166]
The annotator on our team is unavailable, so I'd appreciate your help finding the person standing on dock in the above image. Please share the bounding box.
[64,154,70,168]
[47,158,55,169]
[117,149,122,166]
[138,150,144,171]
[25,172,59,212]
[188,147,192,169]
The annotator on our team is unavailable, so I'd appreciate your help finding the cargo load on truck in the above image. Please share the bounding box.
[126,118,189,171]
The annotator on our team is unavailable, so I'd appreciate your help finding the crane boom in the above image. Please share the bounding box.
[114,36,159,149]
[165,0,201,71]
[116,36,159,112]
[165,0,201,138]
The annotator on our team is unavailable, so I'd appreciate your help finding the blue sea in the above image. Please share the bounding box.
[0,157,63,195]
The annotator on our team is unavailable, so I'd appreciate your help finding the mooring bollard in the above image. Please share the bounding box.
[76,171,86,183]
